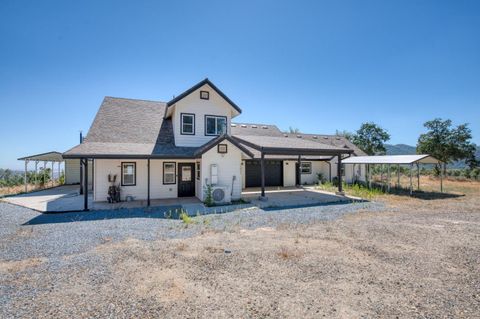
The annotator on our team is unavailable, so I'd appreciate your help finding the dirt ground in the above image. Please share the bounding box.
[1,179,479,318]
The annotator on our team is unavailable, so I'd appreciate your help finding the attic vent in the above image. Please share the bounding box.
[335,137,341,140]
[251,125,257,128]
[262,126,268,129]
[231,124,237,127]
[313,136,318,139]
[284,134,288,137]
[296,135,302,138]
[323,137,329,139]
[241,124,247,128]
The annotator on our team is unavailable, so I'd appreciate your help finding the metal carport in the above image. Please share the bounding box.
[342,154,445,195]
[18,151,64,193]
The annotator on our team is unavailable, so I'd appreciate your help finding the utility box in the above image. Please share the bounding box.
[210,164,218,185]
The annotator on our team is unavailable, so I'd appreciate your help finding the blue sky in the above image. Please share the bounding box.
[1,0,479,169]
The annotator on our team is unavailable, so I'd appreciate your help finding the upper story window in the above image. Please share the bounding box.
[200,91,209,100]
[181,113,195,135]
[121,162,136,186]
[205,115,227,136]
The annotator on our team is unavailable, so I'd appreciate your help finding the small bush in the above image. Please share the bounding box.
[179,210,193,224]
[204,183,214,207]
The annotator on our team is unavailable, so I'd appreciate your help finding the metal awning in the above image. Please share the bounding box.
[18,151,64,162]
[342,154,442,165]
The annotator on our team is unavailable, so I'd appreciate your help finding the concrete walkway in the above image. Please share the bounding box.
[2,185,355,214]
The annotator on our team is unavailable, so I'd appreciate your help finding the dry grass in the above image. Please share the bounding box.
[0,182,62,196]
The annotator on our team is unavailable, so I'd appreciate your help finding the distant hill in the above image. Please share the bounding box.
[385,144,480,168]
[385,144,416,155]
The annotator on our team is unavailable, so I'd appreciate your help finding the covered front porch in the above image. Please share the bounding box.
[2,184,354,214]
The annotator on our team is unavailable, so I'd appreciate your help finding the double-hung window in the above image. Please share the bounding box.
[121,162,136,186]
[205,115,227,136]
[181,113,195,135]
[163,162,176,184]
[300,162,312,174]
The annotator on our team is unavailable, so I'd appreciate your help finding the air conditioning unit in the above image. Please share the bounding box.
[211,185,231,204]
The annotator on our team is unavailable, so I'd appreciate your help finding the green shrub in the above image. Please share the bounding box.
[204,183,214,207]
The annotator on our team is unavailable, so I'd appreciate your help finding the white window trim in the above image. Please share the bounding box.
[205,115,227,136]
[121,162,136,186]
[163,162,176,185]
[180,113,195,135]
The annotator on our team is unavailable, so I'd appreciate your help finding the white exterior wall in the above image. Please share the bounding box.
[93,159,197,202]
[300,161,328,185]
[329,158,367,183]
[65,159,80,184]
[172,84,233,147]
[283,161,296,187]
[200,140,243,201]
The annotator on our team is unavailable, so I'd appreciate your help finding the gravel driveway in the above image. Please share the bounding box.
[1,194,478,318]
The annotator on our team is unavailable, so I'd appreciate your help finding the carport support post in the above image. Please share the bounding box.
[51,161,54,187]
[337,155,343,194]
[24,160,28,193]
[43,161,47,189]
[34,160,38,188]
[387,164,391,192]
[83,158,89,211]
[409,163,413,196]
[417,163,420,190]
[147,159,151,206]
[260,151,266,199]
[58,162,61,185]
[440,162,443,193]
[397,164,400,188]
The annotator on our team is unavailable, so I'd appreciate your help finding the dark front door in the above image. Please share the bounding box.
[245,160,283,187]
[178,163,195,197]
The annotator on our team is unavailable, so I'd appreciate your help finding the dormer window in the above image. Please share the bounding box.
[205,115,227,136]
[181,113,195,135]
[200,91,209,100]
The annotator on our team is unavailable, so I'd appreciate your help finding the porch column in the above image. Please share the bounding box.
[24,160,28,193]
[337,155,343,194]
[80,158,83,195]
[83,158,89,211]
[297,155,301,186]
[260,151,266,200]
[147,159,151,206]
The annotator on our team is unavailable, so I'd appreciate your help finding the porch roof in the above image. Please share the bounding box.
[233,135,353,156]
[18,151,64,162]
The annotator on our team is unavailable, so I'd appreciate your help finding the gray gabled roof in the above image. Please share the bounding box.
[84,96,167,144]
[281,133,367,156]
[64,97,199,158]
[231,123,284,137]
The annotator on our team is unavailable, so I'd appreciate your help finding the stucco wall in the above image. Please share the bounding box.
[172,83,234,147]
